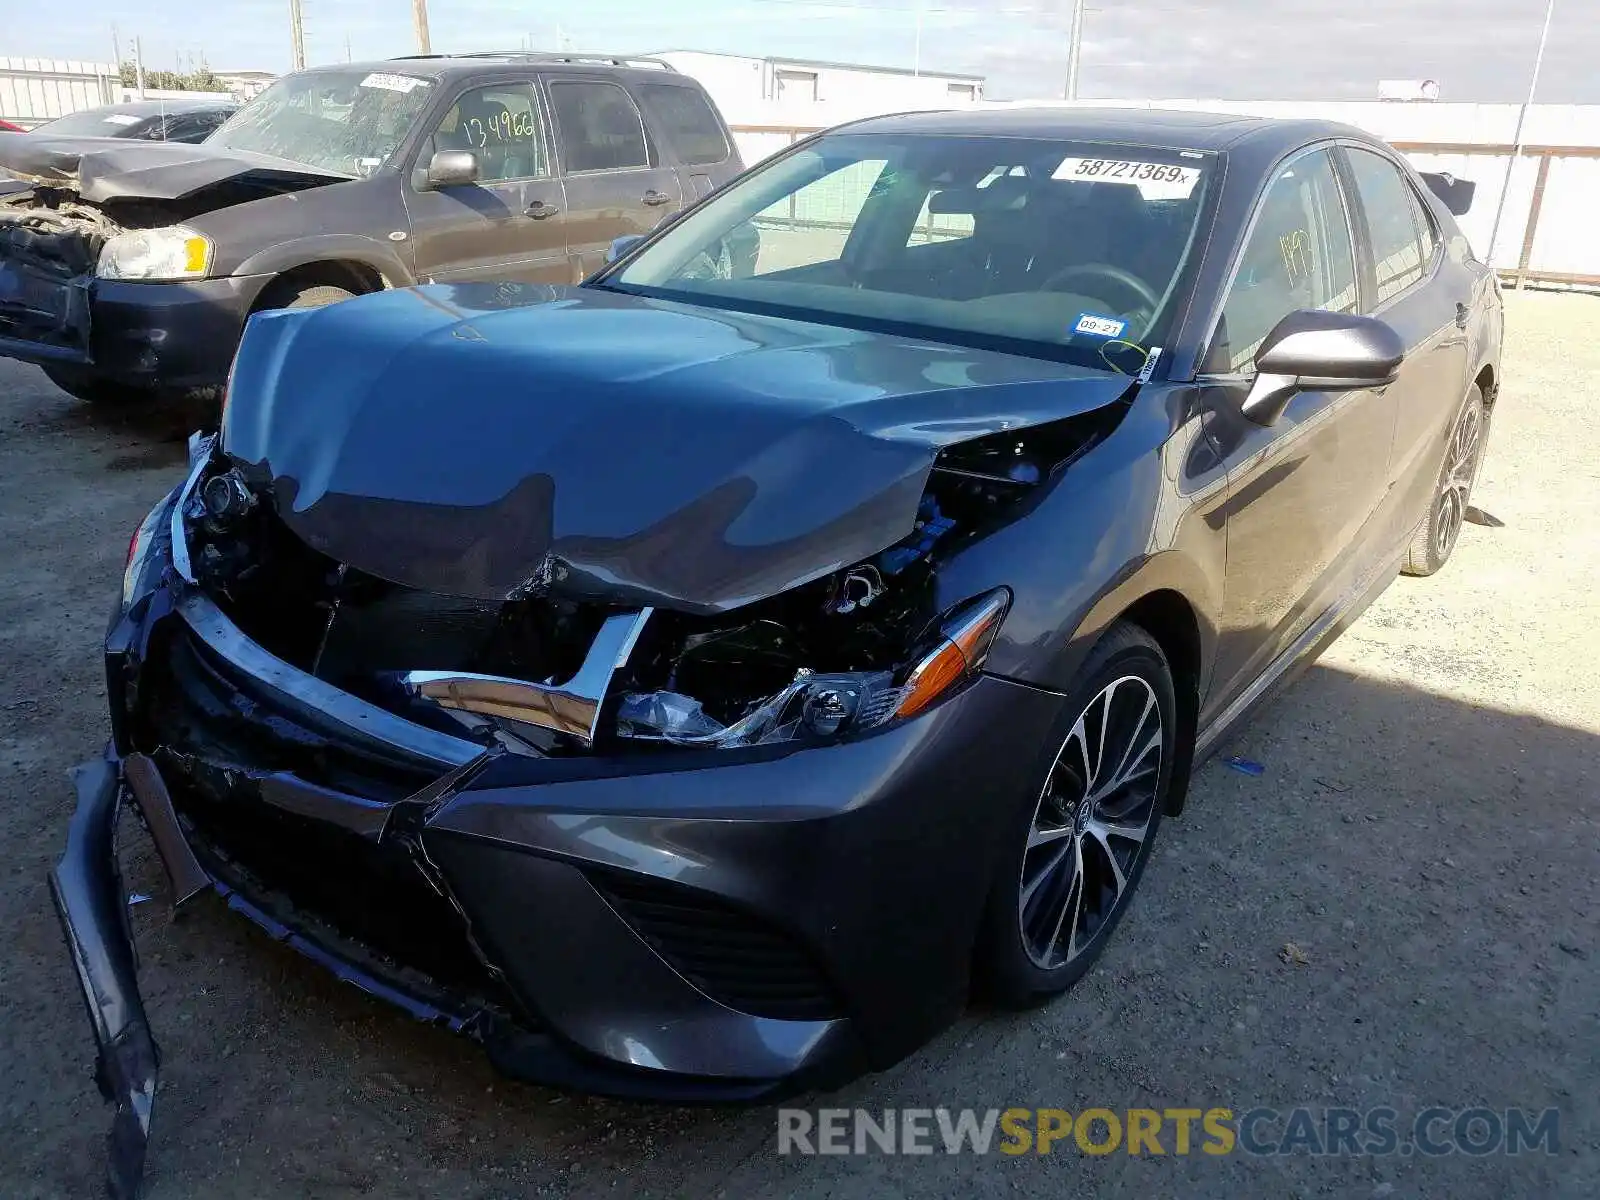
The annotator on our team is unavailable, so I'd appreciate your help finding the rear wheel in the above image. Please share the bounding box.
[1403,384,1487,577]
[978,622,1176,1007]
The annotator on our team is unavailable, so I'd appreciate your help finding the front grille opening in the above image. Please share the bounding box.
[587,869,843,1022]
[167,764,519,1015]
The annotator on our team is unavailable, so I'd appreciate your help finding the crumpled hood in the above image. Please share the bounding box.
[0,135,342,203]
[223,283,1134,613]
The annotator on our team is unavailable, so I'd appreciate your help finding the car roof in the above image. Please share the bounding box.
[302,52,691,85]
[835,106,1380,156]
[71,98,237,119]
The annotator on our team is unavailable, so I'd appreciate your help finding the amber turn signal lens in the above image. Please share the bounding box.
[891,589,1010,720]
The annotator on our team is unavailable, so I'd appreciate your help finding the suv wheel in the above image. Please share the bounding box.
[258,282,356,311]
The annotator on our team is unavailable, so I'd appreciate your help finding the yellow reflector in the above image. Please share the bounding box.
[182,237,209,275]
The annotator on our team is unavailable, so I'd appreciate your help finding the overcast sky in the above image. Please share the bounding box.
[24,0,1595,104]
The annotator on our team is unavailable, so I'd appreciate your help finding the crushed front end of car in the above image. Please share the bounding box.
[52,283,1138,1197]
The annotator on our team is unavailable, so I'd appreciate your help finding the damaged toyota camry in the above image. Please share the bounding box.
[51,108,1500,1197]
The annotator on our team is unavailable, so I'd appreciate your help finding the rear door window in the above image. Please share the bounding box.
[640,84,729,166]
[1213,148,1359,372]
[1345,148,1430,305]
[549,81,650,173]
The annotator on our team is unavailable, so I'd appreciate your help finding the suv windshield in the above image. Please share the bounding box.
[609,133,1214,367]
[207,68,436,177]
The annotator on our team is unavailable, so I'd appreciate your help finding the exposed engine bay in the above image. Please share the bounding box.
[179,410,1117,756]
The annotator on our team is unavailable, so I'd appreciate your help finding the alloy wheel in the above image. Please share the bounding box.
[1435,399,1484,560]
[1018,675,1163,970]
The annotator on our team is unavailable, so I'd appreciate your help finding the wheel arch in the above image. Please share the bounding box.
[1112,589,1203,816]
[249,258,391,314]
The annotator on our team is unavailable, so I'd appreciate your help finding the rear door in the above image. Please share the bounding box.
[402,78,570,284]
[1199,146,1397,720]
[635,80,741,200]
[543,76,682,279]
[1339,145,1472,546]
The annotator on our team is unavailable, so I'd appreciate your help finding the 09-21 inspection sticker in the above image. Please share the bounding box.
[1053,156,1201,200]
[1073,312,1128,339]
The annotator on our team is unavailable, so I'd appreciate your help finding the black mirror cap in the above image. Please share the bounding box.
[1242,310,1405,426]
[1420,170,1475,216]
[425,150,480,189]
[1255,309,1405,383]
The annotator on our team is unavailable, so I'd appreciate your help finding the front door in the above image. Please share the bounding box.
[1341,145,1472,548]
[403,80,569,284]
[543,76,683,280]
[1200,146,1398,724]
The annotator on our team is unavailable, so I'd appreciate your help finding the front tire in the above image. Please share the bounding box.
[1403,384,1487,577]
[977,621,1177,1007]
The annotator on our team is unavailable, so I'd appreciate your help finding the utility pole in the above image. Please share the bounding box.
[111,24,122,74]
[345,33,352,62]
[1485,0,1556,270]
[133,37,146,99]
[289,0,306,70]
[413,0,432,55]
[1063,0,1085,100]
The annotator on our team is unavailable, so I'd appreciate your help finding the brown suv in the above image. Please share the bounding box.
[0,52,744,403]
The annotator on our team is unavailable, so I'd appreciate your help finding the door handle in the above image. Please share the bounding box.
[1455,302,1470,330]
[524,200,559,219]
[642,190,672,207]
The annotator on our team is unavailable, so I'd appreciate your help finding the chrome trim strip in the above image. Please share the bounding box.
[404,607,653,747]
[170,433,215,584]
[175,589,481,770]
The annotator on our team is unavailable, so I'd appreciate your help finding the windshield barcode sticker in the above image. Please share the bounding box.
[360,72,425,93]
[1053,156,1201,200]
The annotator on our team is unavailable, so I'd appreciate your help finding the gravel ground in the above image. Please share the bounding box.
[1,290,1595,1199]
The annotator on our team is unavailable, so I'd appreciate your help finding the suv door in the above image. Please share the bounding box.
[634,80,741,200]
[1339,145,1471,546]
[543,76,683,279]
[402,79,570,284]
[1198,146,1397,721]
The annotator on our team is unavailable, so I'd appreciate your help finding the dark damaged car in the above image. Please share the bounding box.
[0,53,741,404]
[52,108,1501,1196]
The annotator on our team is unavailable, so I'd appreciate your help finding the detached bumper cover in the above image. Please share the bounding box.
[48,757,159,1200]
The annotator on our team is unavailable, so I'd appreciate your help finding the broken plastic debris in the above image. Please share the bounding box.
[127,893,153,907]
[1223,756,1265,776]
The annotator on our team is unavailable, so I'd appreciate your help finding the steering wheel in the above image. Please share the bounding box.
[1039,262,1161,314]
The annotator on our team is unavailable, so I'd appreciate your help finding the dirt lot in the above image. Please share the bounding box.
[1,291,1595,1199]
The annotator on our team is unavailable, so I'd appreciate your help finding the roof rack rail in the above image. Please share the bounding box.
[390,50,676,71]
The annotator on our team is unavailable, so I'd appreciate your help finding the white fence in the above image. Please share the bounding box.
[0,57,116,127]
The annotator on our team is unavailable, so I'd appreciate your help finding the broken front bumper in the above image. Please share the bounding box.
[0,273,271,389]
[56,560,1069,1195]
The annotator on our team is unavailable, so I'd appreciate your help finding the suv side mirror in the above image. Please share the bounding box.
[423,150,480,189]
[606,234,645,264]
[1242,309,1406,425]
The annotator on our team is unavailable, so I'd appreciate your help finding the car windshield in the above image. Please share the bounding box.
[609,133,1214,368]
[206,68,436,177]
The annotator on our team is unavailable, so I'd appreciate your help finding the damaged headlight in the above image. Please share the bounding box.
[121,490,176,610]
[97,226,214,281]
[617,589,1011,748]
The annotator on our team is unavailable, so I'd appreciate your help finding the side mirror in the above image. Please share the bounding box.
[1243,310,1405,425]
[423,150,479,189]
[606,234,645,264]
